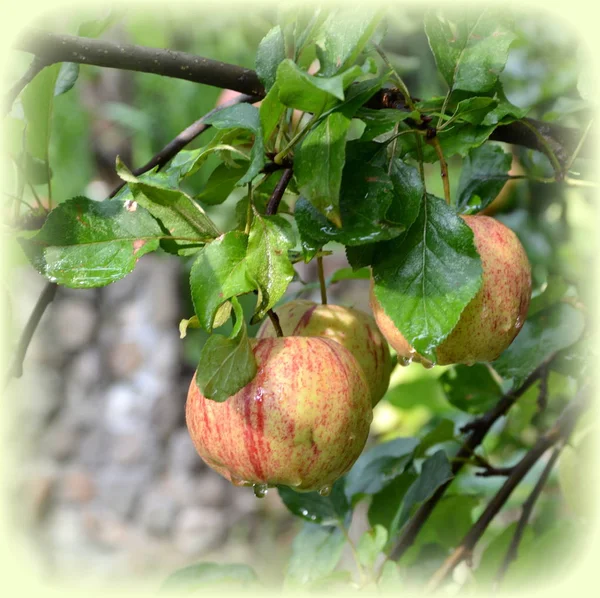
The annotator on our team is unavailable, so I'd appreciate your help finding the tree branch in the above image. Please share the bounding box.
[108,92,260,198]
[425,387,590,592]
[494,447,562,586]
[265,168,293,216]
[389,356,557,562]
[4,55,49,116]
[3,282,58,390]
[15,27,264,96]
[14,29,595,161]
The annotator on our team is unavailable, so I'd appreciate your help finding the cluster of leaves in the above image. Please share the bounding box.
[15,6,539,400]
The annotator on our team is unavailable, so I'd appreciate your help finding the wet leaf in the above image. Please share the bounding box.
[372,194,483,361]
[19,196,161,288]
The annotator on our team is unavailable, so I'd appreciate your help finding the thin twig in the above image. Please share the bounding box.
[317,256,328,305]
[565,117,595,172]
[4,55,48,116]
[108,93,259,198]
[265,168,293,216]
[387,356,557,565]
[425,388,590,592]
[494,447,562,586]
[3,282,58,390]
[429,135,450,204]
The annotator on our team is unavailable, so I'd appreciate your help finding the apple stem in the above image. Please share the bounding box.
[317,256,328,305]
[267,310,284,337]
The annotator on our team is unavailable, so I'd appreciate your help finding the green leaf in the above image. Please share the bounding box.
[413,419,456,458]
[345,437,419,500]
[528,276,570,317]
[295,161,405,249]
[416,495,479,549]
[447,97,497,126]
[179,315,200,339]
[21,63,61,161]
[256,25,286,91]
[474,522,534,586]
[456,144,512,214]
[425,8,516,94]
[203,103,265,185]
[372,194,483,361]
[401,123,497,162]
[314,7,383,76]
[77,10,117,38]
[196,164,244,206]
[389,450,453,537]
[332,76,386,119]
[166,130,251,180]
[160,562,259,593]
[357,525,388,570]
[278,478,350,526]
[259,82,286,146]
[116,158,220,255]
[493,303,586,388]
[357,108,419,142]
[386,158,424,229]
[482,83,528,125]
[19,196,161,288]
[284,524,346,590]
[276,59,362,113]
[294,112,351,227]
[195,297,257,402]
[189,231,255,331]
[329,266,370,283]
[246,210,295,322]
[54,63,80,96]
[368,470,417,533]
[440,364,502,414]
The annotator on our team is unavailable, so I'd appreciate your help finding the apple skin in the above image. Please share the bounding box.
[370,215,532,366]
[186,337,372,492]
[257,300,393,406]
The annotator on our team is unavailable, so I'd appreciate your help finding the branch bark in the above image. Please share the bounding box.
[4,55,48,116]
[15,27,264,96]
[425,387,590,592]
[388,356,557,562]
[3,282,58,390]
[13,28,595,161]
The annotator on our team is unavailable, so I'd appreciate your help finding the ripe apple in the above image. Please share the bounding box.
[370,215,532,366]
[257,300,393,406]
[186,336,372,494]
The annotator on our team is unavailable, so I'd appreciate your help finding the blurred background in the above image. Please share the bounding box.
[2,3,596,590]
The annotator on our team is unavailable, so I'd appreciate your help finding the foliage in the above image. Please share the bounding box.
[3,3,594,594]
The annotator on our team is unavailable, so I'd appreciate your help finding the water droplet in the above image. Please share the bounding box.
[253,483,268,498]
[398,356,412,367]
[318,485,332,497]
[422,360,434,369]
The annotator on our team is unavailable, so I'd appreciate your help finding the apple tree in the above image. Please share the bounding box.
[3,4,595,593]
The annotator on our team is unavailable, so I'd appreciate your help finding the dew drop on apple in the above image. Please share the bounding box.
[253,483,269,498]
[318,485,332,497]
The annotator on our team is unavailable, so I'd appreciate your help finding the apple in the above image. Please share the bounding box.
[186,336,372,494]
[257,300,393,406]
[370,215,532,366]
